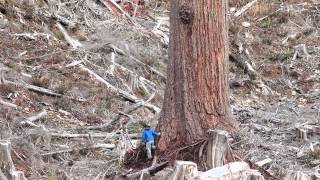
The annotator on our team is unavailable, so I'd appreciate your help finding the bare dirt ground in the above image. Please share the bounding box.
[0,0,319,179]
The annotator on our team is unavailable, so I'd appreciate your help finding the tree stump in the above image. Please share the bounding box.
[170,161,199,180]
[207,130,234,169]
[199,161,264,180]
[0,140,26,180]
[284,171,312,180]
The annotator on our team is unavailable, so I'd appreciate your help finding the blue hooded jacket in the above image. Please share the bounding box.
[142,128,160,143]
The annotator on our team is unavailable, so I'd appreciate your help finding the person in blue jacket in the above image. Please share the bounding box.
[141,124,160,160]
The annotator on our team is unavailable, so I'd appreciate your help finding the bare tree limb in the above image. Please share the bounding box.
[0,98,17,109]
[40,143,116,156]
[77,64,160,113]
[234,0,259,17]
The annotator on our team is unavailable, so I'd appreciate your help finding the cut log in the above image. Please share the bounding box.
[84,101,144,130]
[56,22,82,49]
[0,98,17,109]
[20,109,47,126]
[125,161,169,179]
[28,129,140,139]
[255,158,272,167]
[284,171,312,180]
[99,0,139,26]
[129,55,166,80]
[229,54,258,80]
[40,143,116,156]
[6,81,62,97]
[200,161,264,180]
[234,0,258,17]
[78,64,160,113]
[295,124,319,141]
[170,161,199,180]
[0,140,27,180]
[207,130,234,169]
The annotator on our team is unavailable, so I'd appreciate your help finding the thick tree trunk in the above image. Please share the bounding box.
[157,0,237,154]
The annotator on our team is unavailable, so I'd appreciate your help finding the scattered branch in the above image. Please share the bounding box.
[0,98,17,109]
[234,0,259,17]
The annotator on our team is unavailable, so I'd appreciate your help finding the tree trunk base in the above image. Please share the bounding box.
[0,140,27,180]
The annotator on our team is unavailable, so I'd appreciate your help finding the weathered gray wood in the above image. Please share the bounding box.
[0,98,17,109]
[200,162,264,180]
[170,161,199,180]
[284,171,312,180]
[78,64,160,113]
[207,130,234,169]
[0,141,27,180]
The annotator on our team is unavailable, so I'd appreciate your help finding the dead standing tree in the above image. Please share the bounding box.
[156,0,238,158]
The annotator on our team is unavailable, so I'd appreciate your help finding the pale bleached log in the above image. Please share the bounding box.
[296,125,313,141]
[49,132,139,139]
[26,109,47,122]
[84,101,145,130]
[200,162,264,180]
[125,161,169,179]
[66,60,83,67]
[284,171,312,180]
[6,81,62,97]
[207,130,234,169]
[129,55,166,80]
[170,161,199,180]
[234,0,258,17]
[256,158,272,167]
[56,22,82,49]
[28,128,140,139]
[114,62,157,91]
[0,98,17,109]
[229,54,258,80]
[41,143,116,156]
[20,109,47,127]
[0,169,9,180]
[99,0,139,26]
[78,64,160,113]
[0,141,27,180]
[102,43,166,80]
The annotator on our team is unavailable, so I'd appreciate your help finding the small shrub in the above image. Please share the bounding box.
[30,76,50,88]
[0,84,15,96]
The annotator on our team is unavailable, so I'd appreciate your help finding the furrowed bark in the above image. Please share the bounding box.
[157,0,237,154]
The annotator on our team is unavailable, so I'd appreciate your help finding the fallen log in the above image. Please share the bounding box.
[84,101,144,130]
[207,130,234,169]
[77,64,160,113]
[0,140,27,180]
[234,0,259,17]
[284,171,312,180]
[28,129,140,139]
[170,161,199,180]
[200,161,264,180]
[125,161,169,179]
[255,158,272,167]
[0,98,17,109]
[229,53,258,80]
[6,81,62,97]
[40,143,116,156]
[56,22,82,49]
[20,110,47,126]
